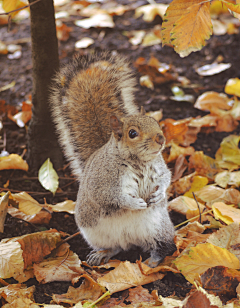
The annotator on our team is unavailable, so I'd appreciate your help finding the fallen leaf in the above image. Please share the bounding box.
[196,62,231,76]
[176,221,206,238]
[167,142,195,162]
[225,77,240,97]
[0,192,10,232]
[215,170,240,188]
[0,284,36,305]
[127,286,153,304]
[194,91,232,112]
[0,241,24,279]
[183,289,219,308]
[8,206,52,225]
[147,109,163,122]
[174,243,239,284]
[142,31,162,47]
[219,135,240,165]
[53,274,104,305]
[171,154,188,183]
[188,151,222,180]
[184,175,208,198]
[97,261,164,293]
[207,223,240,261]
[56,20,72,41]
[11,192,42,215]
[34,251,82,283]
[38,158,59,195]
[168,195,205,218]
[160,118,199,146]
[170,172,197,196]
[140,75,154,90]
[0,154,28,171]
[46,200,76,214]
[201,266,240,298]
[75,37,94,49]
[212,202,240,224]
[0,81,16,92]
[135,4,168,22]
[75,14,114,29]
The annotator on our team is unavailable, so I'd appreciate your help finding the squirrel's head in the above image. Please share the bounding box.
[110,107,165,161]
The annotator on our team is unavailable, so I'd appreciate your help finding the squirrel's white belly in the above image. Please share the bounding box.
[80,205,167,251]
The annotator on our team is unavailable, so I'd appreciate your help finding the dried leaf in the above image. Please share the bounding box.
[207,223,240,261]
[168,195,205,218]
[174,243,239,284]
[0,241,24,279]
[34,251,82,283]
[53,274,104,305]
[97,261,164,293]
[215,170,240,188]
[0,284,35,305]
[188,151,222,180]
[183,289,219,308]
[194,91,232,112]
[184,175,208,198]
[11,192,42,215]
[75,14,114,29]
[38,158,59,195]
[219,135,240,165]
[135,4,168,22]
[8,206,52,225]
[140,75,154,90]
[167,142,195,162]
[75,37,94,49]
[170,172,196,196]
[212,202,240,224]
[0,192,10,232]
[196,62,231,76]
[0,154,28,171]
[46,200,76,214]
[127,286,153,304]
[201,266,240,298]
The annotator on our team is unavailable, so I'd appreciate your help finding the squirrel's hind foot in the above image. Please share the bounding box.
[87,248,121,266]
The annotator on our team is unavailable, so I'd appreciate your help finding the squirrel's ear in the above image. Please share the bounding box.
[110,115,123,140]
[140,106,146,115]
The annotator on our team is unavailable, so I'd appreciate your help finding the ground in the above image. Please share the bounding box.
[0,0,240,305]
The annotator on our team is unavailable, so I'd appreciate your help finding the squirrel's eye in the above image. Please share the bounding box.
[129,129,138,139]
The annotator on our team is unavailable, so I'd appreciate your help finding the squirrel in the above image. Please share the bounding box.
[50,52,176,267]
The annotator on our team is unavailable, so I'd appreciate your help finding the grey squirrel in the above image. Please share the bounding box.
[50,52,175,267]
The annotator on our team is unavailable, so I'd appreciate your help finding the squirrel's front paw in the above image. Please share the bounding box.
[147,188,165,206]
[130,197,148,210]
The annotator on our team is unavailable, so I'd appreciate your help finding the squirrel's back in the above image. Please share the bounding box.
[50,52,139,179]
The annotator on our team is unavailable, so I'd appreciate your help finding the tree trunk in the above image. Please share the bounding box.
[27,0,63,170]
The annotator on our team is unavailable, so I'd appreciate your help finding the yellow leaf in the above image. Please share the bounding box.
[207,223,240,261]
[174,243,240,284]
[46,200,76,215]
[0,241,24,279]
[0,154,28,171]
[225,78,240,97]
[210,0,229,15]
[162,0,213,57]
[215,170,240,188]
[220,135,240,165]
[184,175,208,198]
[12,192,42,215]
[168,195,205,216]
[162,0,195,45]
[2,0,27,18]
[221,0,240,15]
[212,202,240,224]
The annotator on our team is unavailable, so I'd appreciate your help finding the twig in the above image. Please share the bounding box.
[0,0,42,16]
[192,192,202,223]
[174,209,213,229]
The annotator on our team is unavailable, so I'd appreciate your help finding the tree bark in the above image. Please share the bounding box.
[27,0,63,170]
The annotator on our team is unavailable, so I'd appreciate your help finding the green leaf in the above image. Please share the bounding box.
[38,158,59,195]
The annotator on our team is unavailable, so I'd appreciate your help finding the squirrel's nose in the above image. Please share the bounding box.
[155,134,165,145]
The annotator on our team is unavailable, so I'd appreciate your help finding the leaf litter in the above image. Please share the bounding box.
[0,0,240,306]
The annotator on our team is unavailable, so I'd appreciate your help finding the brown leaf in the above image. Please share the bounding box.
[127,286,153,304]
[53,273,104,305]
[183,289,219,308]
[97,261,164,294]
[201,266,240,298]
[188,151,222,180]
[8,206,51,225]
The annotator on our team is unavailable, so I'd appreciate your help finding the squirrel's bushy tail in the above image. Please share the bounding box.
[50,52,138,180]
